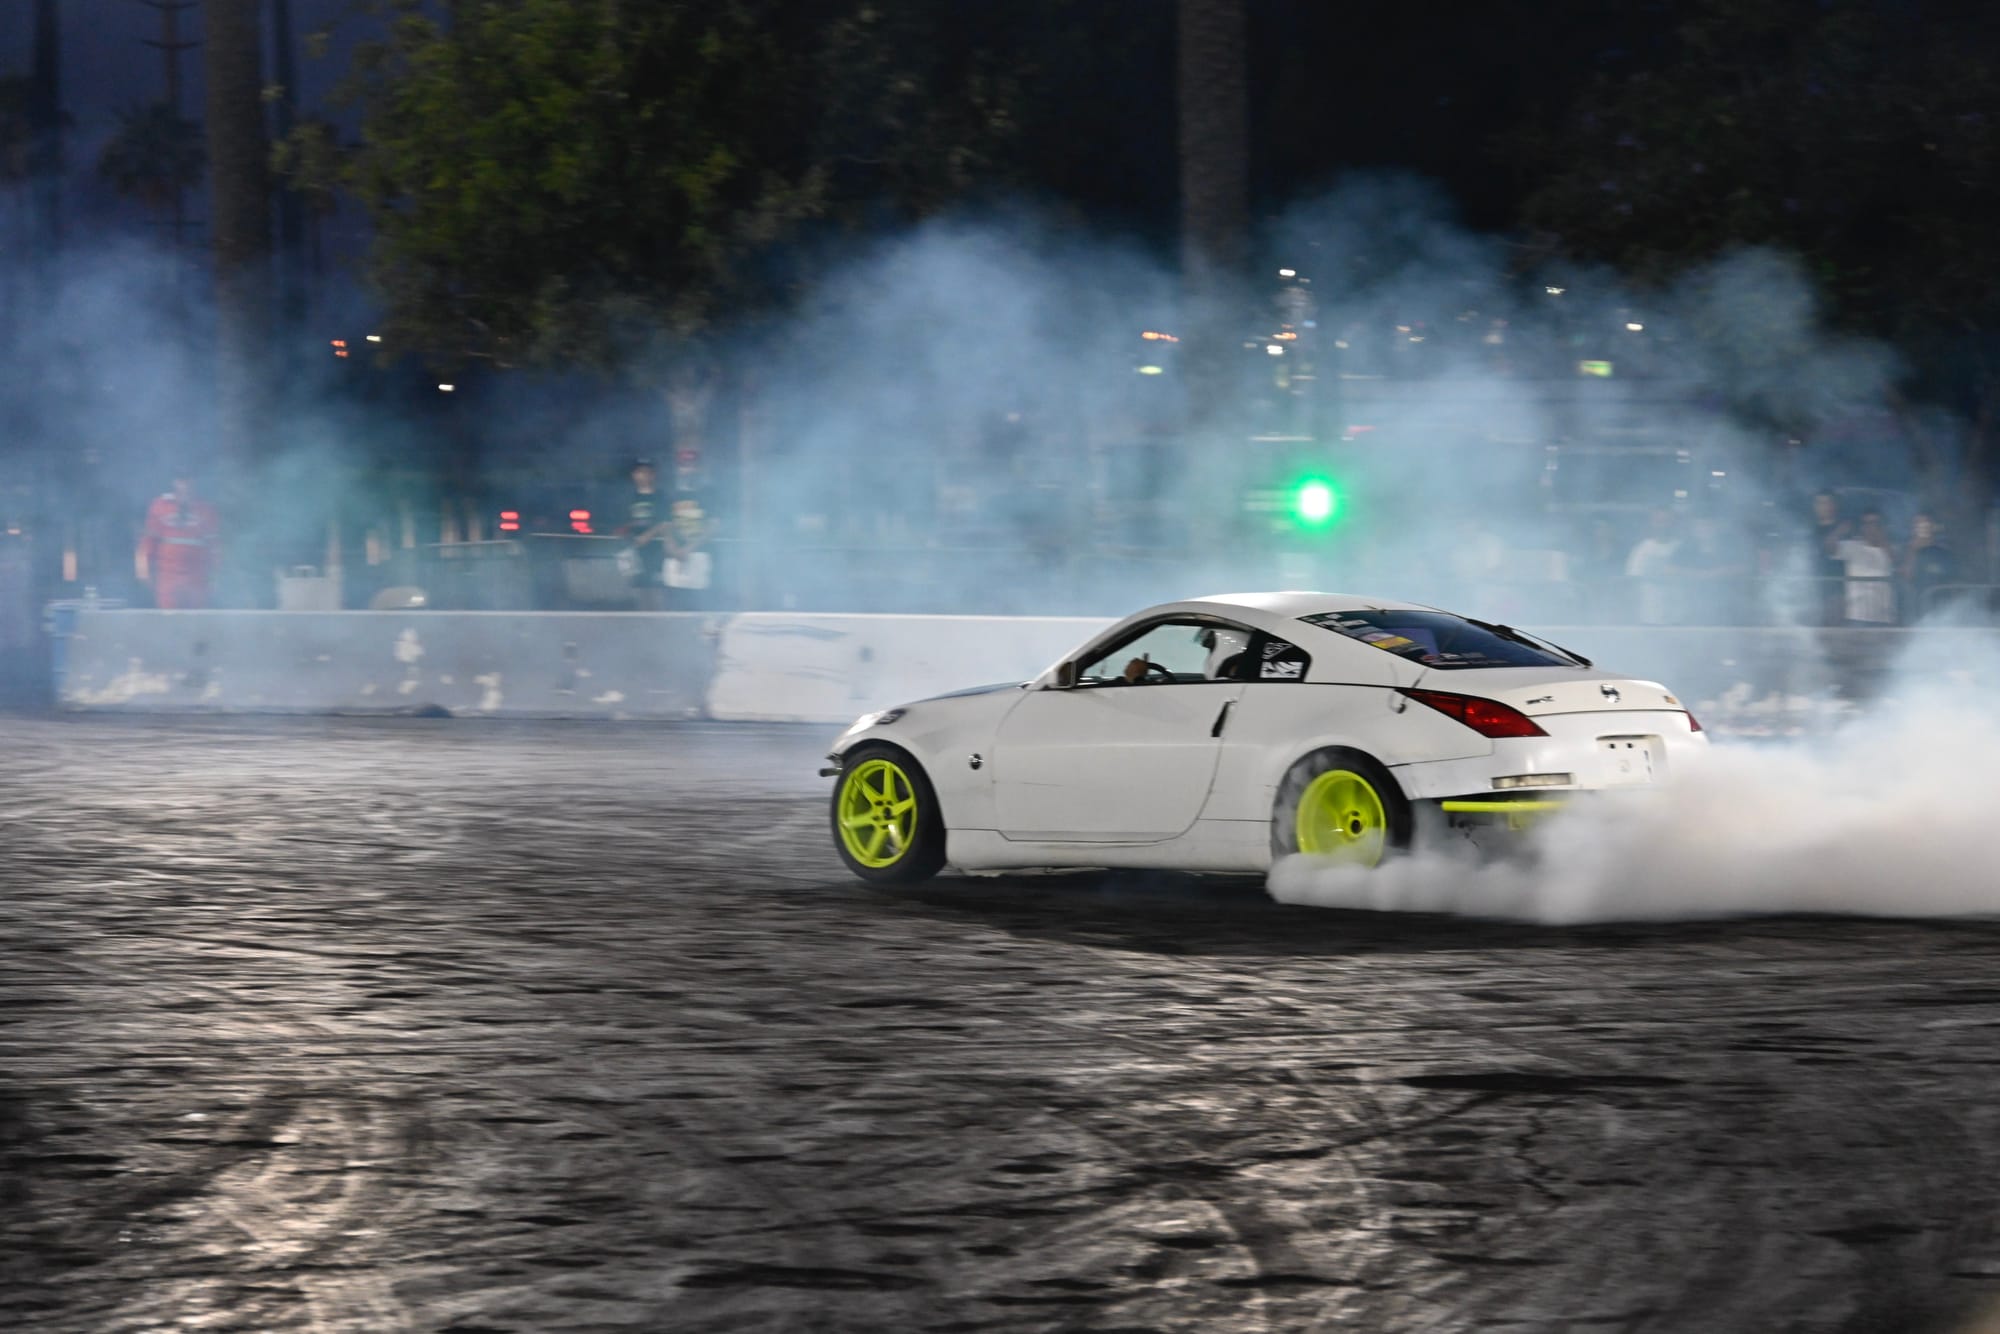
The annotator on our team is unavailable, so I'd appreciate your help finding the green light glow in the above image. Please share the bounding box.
[1294,478,1337,525]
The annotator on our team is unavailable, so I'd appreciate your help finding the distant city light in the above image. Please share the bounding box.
[438,383,456,392]
[366,334,382,343]
[330,338,346,348]
[1625,321,1645,332]
[1266,345,1284,356]
[1274,331,1298,341]
[1334,339,1350,349]
[1278,268,1297,278]
[1136,364,1164,375]
[1140,330,1179,342]
[1546,286,1566,295]
[1577,359,1615,377]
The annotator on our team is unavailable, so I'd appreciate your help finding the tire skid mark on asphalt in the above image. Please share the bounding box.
[12,718,2000,1331]
[949,905,1994,1331]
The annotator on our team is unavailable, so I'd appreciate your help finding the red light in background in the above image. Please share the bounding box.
[330,339,347,348]
[498,509,520,533]
[569,510,589,520]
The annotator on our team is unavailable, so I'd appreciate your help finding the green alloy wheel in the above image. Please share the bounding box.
[1273,748,1411,868]
[830,744,946,884]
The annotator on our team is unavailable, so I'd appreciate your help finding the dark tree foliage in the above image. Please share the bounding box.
[291,0,1039,374]
[97,102,205,214]
[1515,0,2000,525]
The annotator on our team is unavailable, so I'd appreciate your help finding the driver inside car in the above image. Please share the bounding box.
[1199,627,1251,681]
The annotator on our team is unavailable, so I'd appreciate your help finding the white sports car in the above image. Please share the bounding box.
[824,592,1707,883]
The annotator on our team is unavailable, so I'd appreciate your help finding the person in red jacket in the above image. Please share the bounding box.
[137,474,221,610]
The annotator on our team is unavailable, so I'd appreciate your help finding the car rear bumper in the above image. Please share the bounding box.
[1391,709,1708,803]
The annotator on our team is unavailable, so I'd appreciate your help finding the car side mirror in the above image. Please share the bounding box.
[1051,661,1079,690]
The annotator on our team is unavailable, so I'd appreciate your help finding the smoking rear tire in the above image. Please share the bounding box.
[1272,748,1412,869]
[830,744,948,885]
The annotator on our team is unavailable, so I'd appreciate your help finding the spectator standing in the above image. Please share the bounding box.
[662,448,716,610]
[1900,512,1958,620]
[1833,510,1898,625]
[614,457,669,611]
[1623,508,1681,625]
[0,517,37,704]
[137,473,221,610]
[1809,491,1852,625]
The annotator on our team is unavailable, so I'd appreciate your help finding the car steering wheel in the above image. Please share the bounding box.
[1137,658,1175,682]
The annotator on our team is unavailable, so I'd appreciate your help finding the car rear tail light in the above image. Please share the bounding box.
[1398,688,1547,738]
[1686,711,1703,733]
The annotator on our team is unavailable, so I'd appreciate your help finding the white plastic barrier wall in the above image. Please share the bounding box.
[703,613,1111,723]
[60,610,717,718]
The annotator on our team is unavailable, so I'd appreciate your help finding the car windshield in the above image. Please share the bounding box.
[1299,610,1577,670]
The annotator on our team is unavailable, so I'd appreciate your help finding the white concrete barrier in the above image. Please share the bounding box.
[59,610,716,718]
[704,613,1110,723]
[61,610,1999,731]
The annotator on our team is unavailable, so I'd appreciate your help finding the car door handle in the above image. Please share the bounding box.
[1210,699,1234,737]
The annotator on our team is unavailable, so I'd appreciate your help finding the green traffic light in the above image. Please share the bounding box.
[1293,478,1338,525]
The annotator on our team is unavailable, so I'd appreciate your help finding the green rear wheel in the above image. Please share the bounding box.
[1273,748,1411,868]
[831,744,946,884]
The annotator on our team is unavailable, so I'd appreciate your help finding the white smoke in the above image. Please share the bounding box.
[1269,650,2000,923]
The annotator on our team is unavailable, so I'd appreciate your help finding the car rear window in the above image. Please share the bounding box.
[1299,610,1575,670]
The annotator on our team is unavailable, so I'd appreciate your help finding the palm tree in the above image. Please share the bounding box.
[1176,0,1248,543]
[203,0,272,477]
[1177,0,1248,297]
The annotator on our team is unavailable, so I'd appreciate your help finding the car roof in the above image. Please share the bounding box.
[1179,591,1439,619]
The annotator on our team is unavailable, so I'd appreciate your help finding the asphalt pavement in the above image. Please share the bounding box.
[4,715,2000,1333]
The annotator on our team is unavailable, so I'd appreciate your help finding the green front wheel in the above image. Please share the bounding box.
[830,744,947,884]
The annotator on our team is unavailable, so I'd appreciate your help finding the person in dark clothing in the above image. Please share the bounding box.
[615,458,670,610]
[1901,512,1959,621]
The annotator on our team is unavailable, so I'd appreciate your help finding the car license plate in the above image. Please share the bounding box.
[1599,735,1661,784]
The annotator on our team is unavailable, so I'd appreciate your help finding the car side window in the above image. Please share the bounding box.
[1246,633,1311,682]
[1077,619,1244,685]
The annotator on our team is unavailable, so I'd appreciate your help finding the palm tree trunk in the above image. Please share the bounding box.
[28,0,62,269]
[1177,0,1248,299]
[204,0,272,477]
[1177,0,1249,550]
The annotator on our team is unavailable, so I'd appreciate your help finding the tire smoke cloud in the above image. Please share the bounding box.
[1269,637,2000,923]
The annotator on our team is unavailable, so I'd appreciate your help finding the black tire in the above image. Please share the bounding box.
[830,743,948,884]
[1271,747,1413,866]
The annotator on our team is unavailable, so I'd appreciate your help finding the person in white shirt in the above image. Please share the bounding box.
[1623,508,1682,625]
[1832,510,1897,624]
